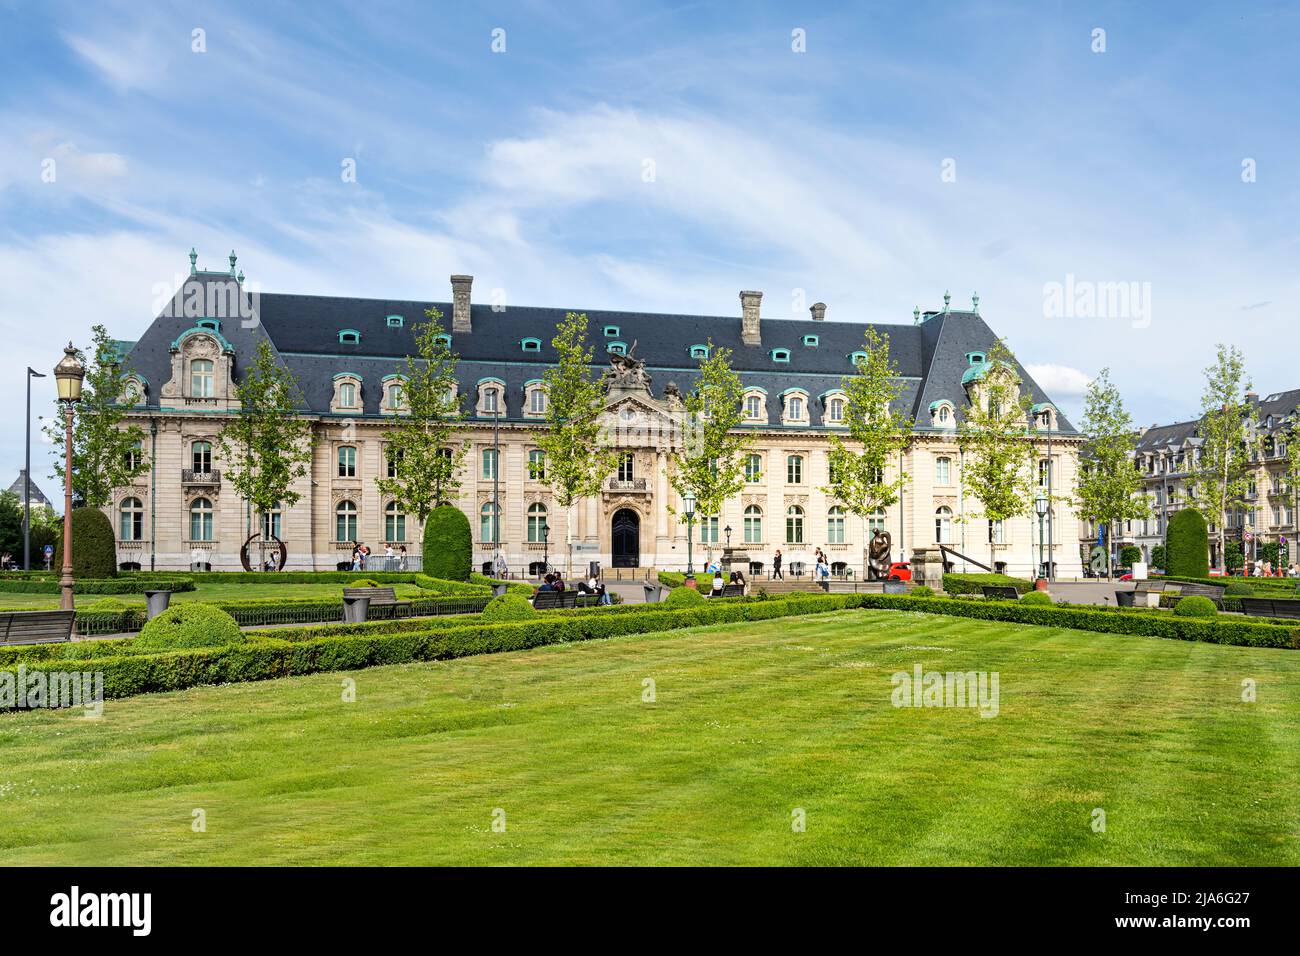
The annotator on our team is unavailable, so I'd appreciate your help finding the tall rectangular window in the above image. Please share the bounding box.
[482,448,497,480]
[337,445,356,478]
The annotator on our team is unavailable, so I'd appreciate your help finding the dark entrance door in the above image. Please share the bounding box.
[611,508,640,568]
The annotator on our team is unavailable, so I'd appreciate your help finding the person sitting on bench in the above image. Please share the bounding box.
[537,573,557,593]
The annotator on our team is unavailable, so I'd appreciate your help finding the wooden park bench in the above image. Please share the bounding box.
[981,585,1021,601]
[0,609,76,645]
[341,587,414,618]
[1239,597,1300,620]
[1167,581,1225,609]
[532,589,578,610]
[711,583,745,598]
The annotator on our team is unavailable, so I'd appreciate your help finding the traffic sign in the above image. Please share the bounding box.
[42,544,53,557]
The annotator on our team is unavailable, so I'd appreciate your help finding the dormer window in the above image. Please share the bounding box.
[781,389,808,424]
[381,375,406,414]
[966,351,985,366]
[849,350,867,367]
[386,315,404,328]
[603,326,620,337]
[689,344,710,360]
[802,334,819,348]
[521,337,542,353]
[770,348,791,364]
[332,373,363,413]
[338,329,361,345]
[608,341,627,356]
[930,400,955,428]
[524,380,547,416]
[197,319,220,332]
[190,359,214,398]
[478,378,505,416]
[434,333,452,348]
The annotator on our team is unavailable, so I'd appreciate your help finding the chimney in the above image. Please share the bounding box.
[451,275,473,332]
[740,290,762,345]
[1246,391,1258,404]
[810,302,826,321]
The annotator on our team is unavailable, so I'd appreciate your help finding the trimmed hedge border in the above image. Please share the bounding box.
[0,578,195,595]
[853,595,1299,649]
[942,573,1035,596]
[2,595,865,706]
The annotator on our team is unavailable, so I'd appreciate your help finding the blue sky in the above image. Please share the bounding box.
[2,0,1298,482]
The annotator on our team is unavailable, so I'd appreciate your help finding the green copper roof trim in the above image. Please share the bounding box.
[819,388,847,400]
[337,329,361,343]
[743,386,768,395]
[381,373,404,382]
[523,378,544,387]
[170,326,235,352]
[333,372,362,380]
[779,387,809,398]
[477,376,505,387]
[386,315,404,327]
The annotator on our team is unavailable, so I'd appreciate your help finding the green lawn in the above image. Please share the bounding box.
[0,581,431,609]
[2,609,1297,865]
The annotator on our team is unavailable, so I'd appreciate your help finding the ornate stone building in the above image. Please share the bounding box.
[107,254,1084,577]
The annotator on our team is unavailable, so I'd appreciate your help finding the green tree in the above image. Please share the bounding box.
[214,339,312,555]
[44,325,150,508]
[376,308,469,530]
[1073,368,1150,578]
[1186,344,1258,573]
[956,341,1038,573]
[821,328,910,569]
[1279,421,1300,568]
[669,342,752,550]
[1166,508,1210,577]
[534,313,620,574]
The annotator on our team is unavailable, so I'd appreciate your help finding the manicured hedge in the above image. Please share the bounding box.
[0,577,195,595]
[424,506,472,582]
[942,573,1035,595]
[2,595,865,707]
[1166,509,1209,577]
[53,507,117,579]
[852,594,1299,649]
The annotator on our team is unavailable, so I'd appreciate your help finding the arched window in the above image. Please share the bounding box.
[338,381,358,408]
[939,405,951,424]
[787,396,804,420]
[335,500,358,541]
[827,506,846,544]
[786,455,803,484]
[191,440,212,474]
[385,502,405,542]
[935,506,953,544]
[190,359,214,397]
[786,505,804,544]
[868,508,886,534]
[190,497,213,541]
[745,394,764,419]
[480,502,499,543]
[527,503,548,543]
[744,453,762,483]
[828,397,845,422]
[260,502,282,539]
[119,497,143,540]
[482,386,500,414]
[337,445,357,478]
[743,505,763,544]
[935,456,952,485]
[529,387,547,414]
[387,382,404,410]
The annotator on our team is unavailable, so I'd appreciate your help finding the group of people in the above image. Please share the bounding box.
[1248,559,1299,577]
[706,568,747,596]
[536,570,612,604]
[766,548,836,581]
[349,542,409,572]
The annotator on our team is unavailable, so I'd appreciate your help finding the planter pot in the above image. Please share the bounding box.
[342,595,371,623]
[1035,578,1049,591]
[144,590,172,620]
[642,584,663,603]
[684,576,698,590]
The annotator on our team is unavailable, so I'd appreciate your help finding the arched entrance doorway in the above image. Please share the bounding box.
[611,508,640,568]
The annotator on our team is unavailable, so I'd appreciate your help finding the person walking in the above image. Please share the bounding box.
[773,549,783,580]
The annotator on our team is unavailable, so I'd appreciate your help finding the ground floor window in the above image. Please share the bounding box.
[827,506,846,544]
[786,505,804,544]
[481,502,499,543]
[120,497,144,540]
[385,502,405,542]
[336,500,357,542]
[744,505,762,544]
[190,497,214,541]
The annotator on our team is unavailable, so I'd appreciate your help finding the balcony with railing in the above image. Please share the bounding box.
[182,468,221,486]
[607,477,648,491]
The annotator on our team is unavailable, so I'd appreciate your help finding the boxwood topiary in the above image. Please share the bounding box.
[133,604,245,651]
[1223,581,1254,597]
[911,585,935,598]
[481,593,536,622]
[665,585,705,606]
[422,505,471,582]
[348,579,382,588]
[1019,590,1053,606]
[1166,509,1210,578]
[52,506,117,580]
[1173,595,1218,618]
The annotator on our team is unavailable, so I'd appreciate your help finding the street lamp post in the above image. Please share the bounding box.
[541,521,549,577]
[24,366,47,570]
[724,524,732,548]
[53,343,85,611]
[683,492,697,580]
[1034,493,1049,587]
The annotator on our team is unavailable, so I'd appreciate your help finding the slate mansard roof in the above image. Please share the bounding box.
[121,272,1078,434]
